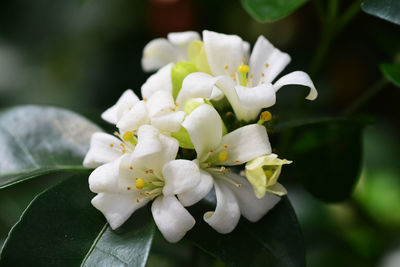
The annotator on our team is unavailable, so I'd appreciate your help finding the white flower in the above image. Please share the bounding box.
[179,104,281,233]
[141,30,317,121]
[177,30,317,121]
[89,125,202,243]
[83,131,135,169]
[102,89,185,135]
[245,154,292,199]
[142,31,200,72]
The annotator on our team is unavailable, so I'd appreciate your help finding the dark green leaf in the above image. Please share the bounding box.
[361,0,400,25]
[380,63,400,87]
[0,105,102,189]
[276,118,367,202]
[82,208,155,267]
[241,0,309,22]
[0,174,155,266]
[187,197,305,267]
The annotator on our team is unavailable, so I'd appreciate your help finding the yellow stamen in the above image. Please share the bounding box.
[122,131,134,142]
[260,111,272,121]
[258,111,272,125]
[109,143,114,148]
[136,178,145,190]
[237,64,250,73]
[237,64,250,86]
[218,150,228,162]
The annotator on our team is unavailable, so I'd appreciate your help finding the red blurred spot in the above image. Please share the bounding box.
[146,0,196,37]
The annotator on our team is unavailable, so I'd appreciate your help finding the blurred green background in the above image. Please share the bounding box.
[0,0,399,266]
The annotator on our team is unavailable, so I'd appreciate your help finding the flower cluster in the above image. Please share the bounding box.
[84,30,317,243]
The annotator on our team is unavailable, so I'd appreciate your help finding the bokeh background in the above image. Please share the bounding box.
[0,0,399,266]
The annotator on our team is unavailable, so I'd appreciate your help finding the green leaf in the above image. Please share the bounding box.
[241,0,309,22]
[187,197,305,267]
[0,174,155,266]
[361,0,400,25]
[0,105,102,189]
[380,63,400,87]
[276,118,368,202]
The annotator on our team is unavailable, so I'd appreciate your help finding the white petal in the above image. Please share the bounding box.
[168,31,200,48]
[151,111,185,133]
[178,169,214,207]
[116,101,149,132]
[273,71,318,100]
[203,181,240,234]
[235,83,276,109]
[92,192,148,230]
[101,90,140,124]
[151,195,195,243]
[249,35,291,84]
[141,64,173,99]
[88,159,120,193]
[146,90,175,118]
[242,41,250,61]
[142,39,179,72]
[162,160,200,196]
[219,172,280,222]
[203,30,245,76]
[210,86,224,101]
[176,72,218,109]
[132,125,179,175]
[182,104,222,160]
[83,132,123,168]
[131,125,163,161]
[218,124,271,165]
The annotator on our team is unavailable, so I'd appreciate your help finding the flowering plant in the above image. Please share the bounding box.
[83,30,316,243]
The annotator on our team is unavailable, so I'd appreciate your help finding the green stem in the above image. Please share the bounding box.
[309,0,360,77]
[343,78,388,115]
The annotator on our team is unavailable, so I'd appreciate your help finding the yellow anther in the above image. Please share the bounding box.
[109,143,114,148]
[223,144,228,148]
[261,73,265,77]
[265,63,269,68]
[218,150,228,162]
[143,97,148,102]
[122,131,134,142]
[237,64,250,74]
[136,178,145,190]
[241,58,245,63]
[260,111,272,122]
[127,186,131,190]
[224,65,229,70]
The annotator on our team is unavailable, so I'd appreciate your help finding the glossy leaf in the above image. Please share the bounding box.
[380,63,400,87]
[361,0,400,25]
[187,197,305,267]
[0,105,102,189]
[241,0,309,22]
[275,118,367,202]
[0,174,155,266]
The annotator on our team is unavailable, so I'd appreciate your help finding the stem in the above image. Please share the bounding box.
[343,78,388,115]
[309,0,360,77]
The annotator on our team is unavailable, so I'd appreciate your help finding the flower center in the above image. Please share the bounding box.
[133,175,165,202]
[108,131,136,154]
